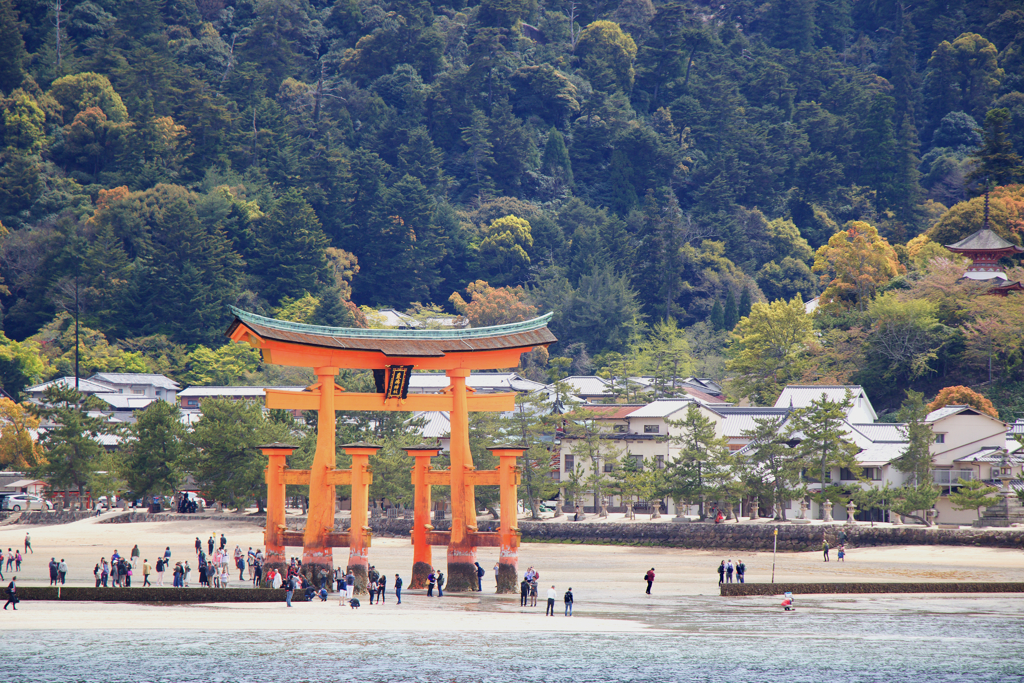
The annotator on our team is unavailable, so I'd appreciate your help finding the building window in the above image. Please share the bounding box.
[935,434,945,444]
[839,468,857,481]
[631,456,644,471]
[864,467,882,481]
[644,425,659,434]
[656,455,665,470]
[132,389,144,395]
[613,425,626,433]
[603,463,614,473]
[187,400,198,407]
[564,455,574,472]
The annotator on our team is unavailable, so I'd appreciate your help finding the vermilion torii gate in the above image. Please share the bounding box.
[227,307,555,592]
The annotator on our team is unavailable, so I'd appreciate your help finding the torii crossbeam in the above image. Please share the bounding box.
[227,307,556,592]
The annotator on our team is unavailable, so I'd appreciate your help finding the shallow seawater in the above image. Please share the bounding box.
[3,603,1023,683]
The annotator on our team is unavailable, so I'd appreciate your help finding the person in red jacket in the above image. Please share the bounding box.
[645,568,655,594]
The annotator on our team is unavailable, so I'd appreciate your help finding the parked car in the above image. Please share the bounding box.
[3,494,53,511]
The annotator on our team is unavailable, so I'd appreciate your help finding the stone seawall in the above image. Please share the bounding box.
[4,511,96,526]
[722,582,1024,596]
[16,586,284,602]
[367,520,1024,551]
[22,510,1024,551]
[99,511,267,525]
[514,522,1024,551]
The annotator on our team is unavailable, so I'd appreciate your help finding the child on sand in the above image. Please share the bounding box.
[837,544,845,562]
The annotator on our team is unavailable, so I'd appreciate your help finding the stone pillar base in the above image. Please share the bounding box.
[301,561,333,592]
[496,561,518,594]
[444,562,477,592]
[410,560,432,589]
[349,563,369,596]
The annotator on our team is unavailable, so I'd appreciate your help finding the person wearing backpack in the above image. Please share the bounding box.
[3,577,17,610]
[564,588,574,616]
[474,562,485,591]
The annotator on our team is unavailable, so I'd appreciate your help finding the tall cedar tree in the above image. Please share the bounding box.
[251,189,330,306]
[0,0,26,93]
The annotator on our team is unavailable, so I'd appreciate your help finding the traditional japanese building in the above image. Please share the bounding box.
[945,191,1024,295]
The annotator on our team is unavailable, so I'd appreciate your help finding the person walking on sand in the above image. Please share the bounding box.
[736,559,746,583]
[645,567,655,594]
[529,579,538,607]
[474,561,484,591]
[436,570,444,597]
[24,533,31,554]
[726,560,734,583]
[546,585,556,615]
[156,557,165,586]
[3,577,17,610]
[494,562,500,589]
[345,570,355,601]
[564,587,573,616]
[195,537,202,555]
[131,545,140,568]
[142,559,152,586]
[14,550,21,571]
[48,558,58,585]
[822,537,830,562]
[520,577,529,606]
[717,560,726,585]
[394,574,403,604]
[58,559,67,585]
[837,544,845,562]
[377,574,387,603]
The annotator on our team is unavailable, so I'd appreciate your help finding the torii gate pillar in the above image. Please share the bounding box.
[405,445,440,588]
[489,446,524,594]
[445,368,478,591]
[259,443,294,578]
[302,366,340,578]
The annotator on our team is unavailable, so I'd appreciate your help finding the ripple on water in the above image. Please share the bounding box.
[2,612,1023,683]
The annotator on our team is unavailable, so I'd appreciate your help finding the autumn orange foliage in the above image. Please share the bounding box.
[927,385,999,419]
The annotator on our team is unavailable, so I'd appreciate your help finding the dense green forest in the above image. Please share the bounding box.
[1,0,1023,414]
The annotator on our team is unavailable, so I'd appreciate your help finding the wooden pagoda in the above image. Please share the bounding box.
[945,191,1024,296]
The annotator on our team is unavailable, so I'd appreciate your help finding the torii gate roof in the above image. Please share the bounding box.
[227,306,557,370]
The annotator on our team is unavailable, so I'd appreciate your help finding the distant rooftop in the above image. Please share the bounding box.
[91,373,180,390]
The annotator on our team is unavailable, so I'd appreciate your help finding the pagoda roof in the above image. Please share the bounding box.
[946,229,1024,253]
[226,307,556,358]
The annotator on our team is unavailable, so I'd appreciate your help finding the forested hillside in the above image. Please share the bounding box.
[1,0,1023,414]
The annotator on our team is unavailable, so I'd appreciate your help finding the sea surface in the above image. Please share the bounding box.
[2,599,1023,682]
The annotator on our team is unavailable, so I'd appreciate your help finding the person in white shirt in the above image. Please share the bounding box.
[546,585,557,616]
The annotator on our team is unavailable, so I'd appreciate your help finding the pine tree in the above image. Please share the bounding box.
[739,286,752,319]
[460,109,495,204]
[709,300,724,330]
[119,400,191,498]
[311,287,356,327]
[31,385,111,498]
[723,289,739,330]
[541,127,574,188]
[968,108,1024,186]
[665,403,731,520]
[0,0,27,94]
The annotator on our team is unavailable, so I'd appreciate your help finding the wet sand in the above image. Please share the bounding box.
[1,514,1021,631]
